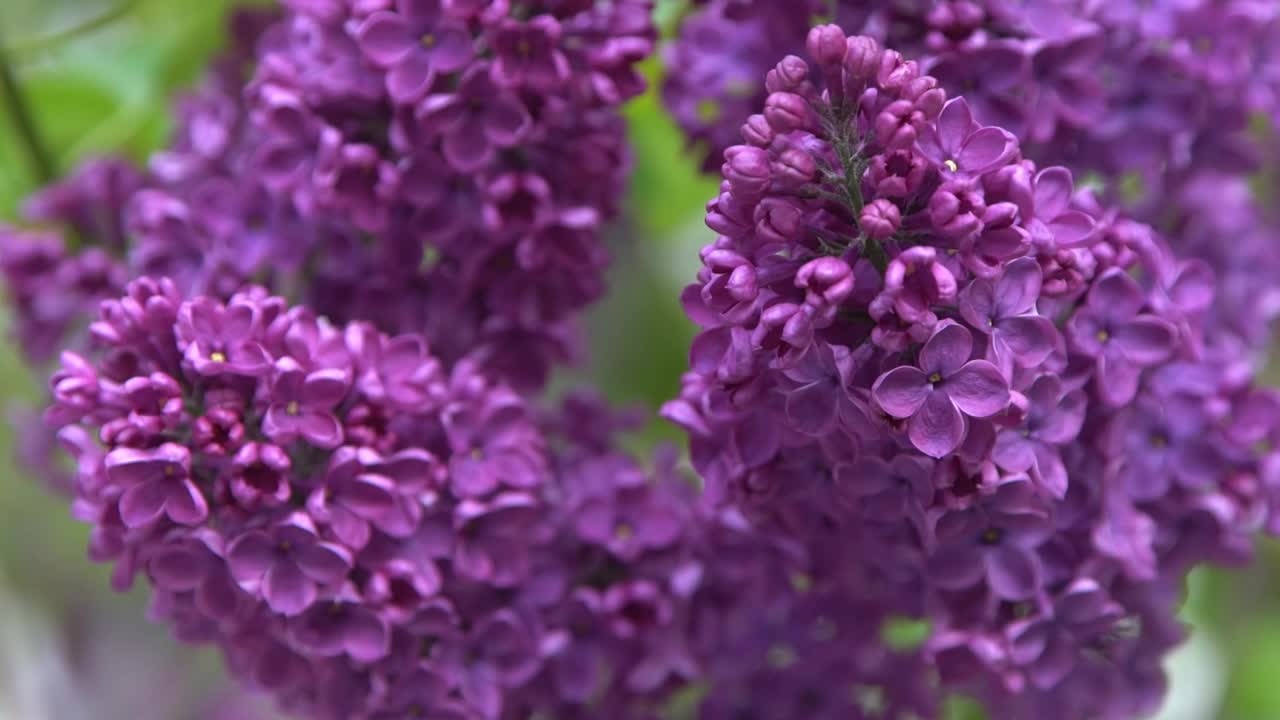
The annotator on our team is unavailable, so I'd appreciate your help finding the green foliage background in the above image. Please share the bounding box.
[0,1,1276,717]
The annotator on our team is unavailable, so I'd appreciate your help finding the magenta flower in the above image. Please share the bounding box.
[356,0,474,103]
[1065,268,1178,406]
[175,296,271,376]
[261,357,350,449]
[416,64,532,172]
[104,444,208,528]
[1011,165,1097,250]
[307,446,400,549]
[226,513,352,616]
[872,321,1011,458]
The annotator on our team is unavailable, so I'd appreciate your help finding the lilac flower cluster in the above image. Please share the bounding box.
[664,28,1277,718]
[662,0,1280,357]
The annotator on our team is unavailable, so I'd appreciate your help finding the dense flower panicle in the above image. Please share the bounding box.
[49,281,856,719]
[662,0,1280,359]
[663,29,1279,718]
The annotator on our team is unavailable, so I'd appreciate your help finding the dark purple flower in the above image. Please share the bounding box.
[928,479,1050,600]
[308,446,399,549]
[992,375,1085,498]
[228,442,292,510]
[1065,268,1177,406]
[452,493,543,587]
[104,444,207,528]
[574,484,684,561]
[872,321,1011,458]
[357,1,474,103]
[1108,392,1222,501]
[226,513,352,616]
[416,64,532,172]
[1006,578,1124,690]
[490,16,570,91]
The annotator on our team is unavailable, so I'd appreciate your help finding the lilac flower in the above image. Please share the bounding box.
[226,513,352,616]
[416,65,532,173]
[1009,165,1097,251]
[1108,393,1222,501]
[262,357,350,449]
[959,256,1057,375]
[104,444,207,528]
[1006,578,1124,690]
[992,375,1085,498]
[928,479,1050,600]
[357,2,474,103]
[176,296,270,376]
[917,97,1017,177]
[574,484,684,561]
[490,16,570,91]
[1065,268,1177,406]
[290,591,391,663]
[228,442,292,510]
[872,321,1011,458]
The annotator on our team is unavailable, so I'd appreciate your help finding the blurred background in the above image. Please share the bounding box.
[0,1,1276,718]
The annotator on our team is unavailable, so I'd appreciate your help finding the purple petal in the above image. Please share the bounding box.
[1088,269,1145,323]
[263,561,315,616]
[944,360,1010,418]
[388,53,437,104]
[908,391,968,459]
[119,480,167,528]
[785,381,838,435]
[1113,316,1176,365]
[342,474,398,517]
[344,610,391,663]
[304,369,351,408]
[483,95,531,146]
[1032,166,1074,220]
[872,366,931,418]
[1047,211,1096,248]
[921,322,974,377]
[428,23,474,73]
[994,256,1042,317]
[443,122,492,172]
[958,127,1015,174]
[929,541,985,589]
[984,545,1039,600]
[1031,443,1068,499]
[294,542,352,584]
[992,431,1036,473]
[166,479,210,525]
[300,411,344,449]
[995,316,1055,368]
[149,548,207,591]
[935,97,974,158]
[357,12,417,67]
[227,531,275,580]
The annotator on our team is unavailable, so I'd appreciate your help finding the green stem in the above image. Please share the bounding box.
[0,17,54,185]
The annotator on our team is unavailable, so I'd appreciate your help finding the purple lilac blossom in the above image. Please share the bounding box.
[662,0,1280,362]
[663,28,1279,719]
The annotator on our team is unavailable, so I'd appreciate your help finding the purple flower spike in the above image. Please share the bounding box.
[104,444,207,528]
[959,256,1058,375]
[917,97,1017,177]
[1066,268,1178,406]
[226,513,352,616]
[262,357,350,448]
[416,64,532,172]
[872,321,1011,458]
[357,2,474,103]
[176,297,271,376]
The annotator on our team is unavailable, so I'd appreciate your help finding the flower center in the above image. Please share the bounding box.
[210,351,226,362]
[421,33,436,49]
[614,522,634,540]
[286,401,301,415]
[470,447,484,460]
[1096,329,1110,342]
[979,527,1002,545]
[1149,433,1168,449]
[517,38,532,56]
[928,372,943,384]
[944,159,958,172]
[164,465,176,477]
